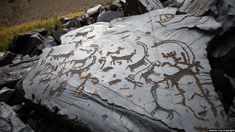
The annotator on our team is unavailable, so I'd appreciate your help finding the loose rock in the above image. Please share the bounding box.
[0,102,33,132]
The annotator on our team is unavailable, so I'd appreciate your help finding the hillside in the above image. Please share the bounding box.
[0,0,111,27]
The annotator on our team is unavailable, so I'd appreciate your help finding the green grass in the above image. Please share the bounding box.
[0,12,83,51]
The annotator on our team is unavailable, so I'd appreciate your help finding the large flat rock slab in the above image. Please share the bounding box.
[23,8,229,131]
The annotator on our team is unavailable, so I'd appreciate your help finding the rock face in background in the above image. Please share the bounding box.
[206,0,235,125]
[179,0,216,16]
[137,0,163,10]
[0,102,33,132]
[23,8,230,131]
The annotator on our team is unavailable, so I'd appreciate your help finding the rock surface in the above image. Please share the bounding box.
[97,10,124,22]
[22,8,231,131]
[137,0,163,10]
[0,102,33,132]
[206,0,235,114]
[0,56,39,89]
[179,0,216,16]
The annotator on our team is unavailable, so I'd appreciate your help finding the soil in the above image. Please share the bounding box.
[0,0,111,27]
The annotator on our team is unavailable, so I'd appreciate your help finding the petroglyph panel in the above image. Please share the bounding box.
[23,8,228,131]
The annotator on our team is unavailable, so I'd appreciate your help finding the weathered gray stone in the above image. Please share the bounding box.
[228,96,235,127]
[23,8,230,131]
[0,87,15,103]
[0,51,17,67]
[138,0,163,10]
[97,10,124,22]
[0,56,39,89]
[179,0,216,16]
[0,102,33,132]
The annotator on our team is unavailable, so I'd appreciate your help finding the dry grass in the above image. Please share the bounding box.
[0,12,83,51]
[0,0,112,27]
[0,0,112,51]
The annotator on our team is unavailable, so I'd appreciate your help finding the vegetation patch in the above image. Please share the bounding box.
[0,11,83,51]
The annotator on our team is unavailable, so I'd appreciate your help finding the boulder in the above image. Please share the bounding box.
[0,102,33,132]
[65,18,82,29]
[23,8,231,131]
[124,0,163,16]
[0,51,17,67]
[52,30,67,45]
[8,33,45,56]
[86,4,103,16]
[206,0,235,114]
[97,10,124,22]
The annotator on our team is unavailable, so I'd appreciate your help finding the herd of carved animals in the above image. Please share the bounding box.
[27,30,218,122]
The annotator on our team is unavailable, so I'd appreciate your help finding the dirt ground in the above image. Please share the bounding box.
[0,0,112,27]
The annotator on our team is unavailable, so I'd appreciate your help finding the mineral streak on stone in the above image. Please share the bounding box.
[23,8,229,131]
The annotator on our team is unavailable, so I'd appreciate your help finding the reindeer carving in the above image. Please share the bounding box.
[151,83,180,120]
[150,40,217,120]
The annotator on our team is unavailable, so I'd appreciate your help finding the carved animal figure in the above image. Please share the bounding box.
[140,62,160,84]
[162,61,203,87]
[109,79,122,85]
[102,66,113,72]
[126,41,149,72]
[151,83,180,120]
[52,50,74,60]
[43,63,58,72]
[110,50,136,65]
[126,56,148,72]
[106,47,125,56]
[68,45,98,67]
[69,56,97,77]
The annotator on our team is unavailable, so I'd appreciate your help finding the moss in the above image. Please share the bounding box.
[0,12,83,51]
